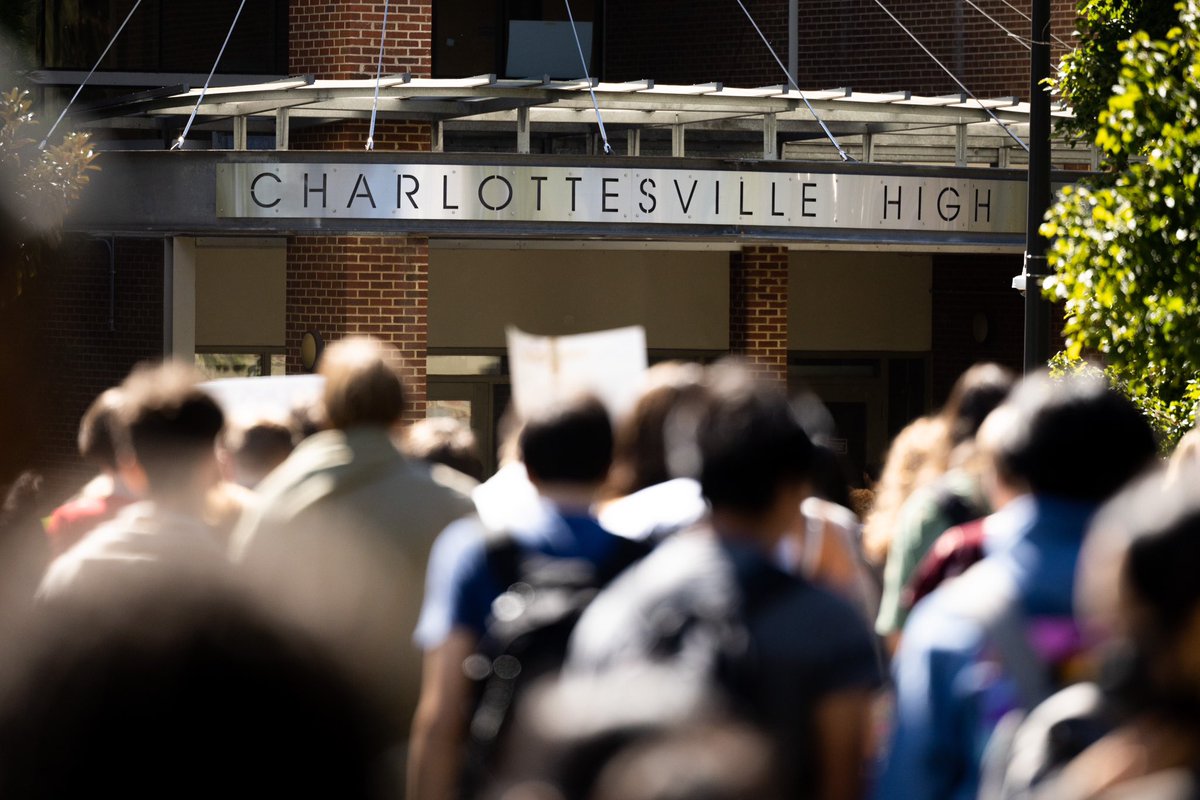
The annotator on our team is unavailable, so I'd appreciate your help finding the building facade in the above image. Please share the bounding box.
[11,0,1080,495]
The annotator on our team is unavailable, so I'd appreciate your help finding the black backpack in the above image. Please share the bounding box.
[461,528,652,794]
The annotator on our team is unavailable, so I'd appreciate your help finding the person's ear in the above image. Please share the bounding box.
[116,454,149,497]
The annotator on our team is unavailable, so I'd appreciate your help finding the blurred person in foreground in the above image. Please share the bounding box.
[232,336,475,752]
[38,362,230,602]
[409,393,646,800]
[567,362,883,800]
[875,373,1157,800]
[1030,462,1200,800]
[43,387,139,557]
[0,577,392,799]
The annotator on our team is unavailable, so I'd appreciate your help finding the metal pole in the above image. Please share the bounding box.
[789,0,798,87]
[1022,0,1052,372]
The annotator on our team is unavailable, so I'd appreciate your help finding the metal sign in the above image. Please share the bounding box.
[216,163,1026,233]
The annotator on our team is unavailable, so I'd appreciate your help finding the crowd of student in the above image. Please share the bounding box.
[0,337,1197,800]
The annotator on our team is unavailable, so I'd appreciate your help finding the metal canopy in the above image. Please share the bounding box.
[73,73,1084,166]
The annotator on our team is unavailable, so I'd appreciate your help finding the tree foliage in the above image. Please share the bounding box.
[1042,0,1200,448]
[1053,0,1180,145]
[0,87,99,304]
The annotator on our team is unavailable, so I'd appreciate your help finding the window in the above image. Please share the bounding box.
[195,351,286,380]
[40,0,288,75]
[434,0,601,79]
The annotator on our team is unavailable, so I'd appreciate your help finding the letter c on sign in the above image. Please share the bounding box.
[251,172,282,209]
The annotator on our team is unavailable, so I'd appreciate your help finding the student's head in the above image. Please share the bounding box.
[115,362,224,497]
[0,579,389,798]
[1080,464,1200,723]
[77,388,125,474]
[220,416,295,488]
[987,372,1156,503]
[401,417,485,482]
[940,362,1017,447]
[671,361,814,517]
[607,362,708,498]
[520,395,613,489]
[319,337,406,431]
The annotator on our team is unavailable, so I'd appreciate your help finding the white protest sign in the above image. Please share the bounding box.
[506,326,648,420]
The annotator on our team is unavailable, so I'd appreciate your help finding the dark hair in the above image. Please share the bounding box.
[674,362,814,515]
[1110,467,1200,640]
[806,445,853,509]
[0,581,388,798]
[940,362,1017,446]
[990,373,1156,502]
[1087,465,1200,722]
[223,419,295,483]
[607,362,707,497]
[520,395,613,486]
[117,362,225,493]
[402,417,485,482]
[320,337,406,430]
[77,389,124,471]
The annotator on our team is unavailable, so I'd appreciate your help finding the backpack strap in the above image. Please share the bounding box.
[594,533,653,585]
[482,527,525,594]
[949,562,1053,709]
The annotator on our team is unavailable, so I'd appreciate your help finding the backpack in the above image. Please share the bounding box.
[461,527,652,793]
[952,563,1107,800]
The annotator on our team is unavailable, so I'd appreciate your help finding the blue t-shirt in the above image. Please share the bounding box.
[414,502,626,649]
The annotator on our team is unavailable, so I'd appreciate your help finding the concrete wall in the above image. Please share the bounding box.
[429,248,730,351]
[788,251,932,352]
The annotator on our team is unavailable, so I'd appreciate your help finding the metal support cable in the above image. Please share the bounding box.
[171,0,249,150]
[39,0,146,149]
[868,0,1030,152]
[962,0,1032,50]
[564,0,612,154]
[366,0,392,150]
[991,0,1074,48]
[734,0,853,162]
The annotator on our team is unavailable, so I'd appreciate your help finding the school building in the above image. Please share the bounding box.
[15,0,1086,491]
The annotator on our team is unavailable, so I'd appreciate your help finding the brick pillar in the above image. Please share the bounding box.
[290,0,431,79]
[286,235,429,422]
[285,2,434,420]
[730,245,789,384]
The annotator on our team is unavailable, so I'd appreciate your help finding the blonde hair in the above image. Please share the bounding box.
[861,416,945,565]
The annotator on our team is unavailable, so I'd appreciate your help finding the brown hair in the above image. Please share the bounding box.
[116,361,224,494]
[319,337,406,430]
[606,362,708,498]
[77,389,125,471]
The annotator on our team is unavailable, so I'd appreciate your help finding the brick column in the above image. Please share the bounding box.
[287,235,429,422]
[290,0,431,79]
[285,0,434,420]
[730,245,789,385]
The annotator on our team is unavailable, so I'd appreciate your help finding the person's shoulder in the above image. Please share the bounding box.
[898,565,998,657]
[428,461,479,496]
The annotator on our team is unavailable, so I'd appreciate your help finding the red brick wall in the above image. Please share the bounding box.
[290,0,431,79]
[286,235,430,422]
[604,0,1075,99]
[929,253,1026,404]
[290,120,433,152]
[0,237,165,503]
[285,113,432,423]
[730,245,789,384]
